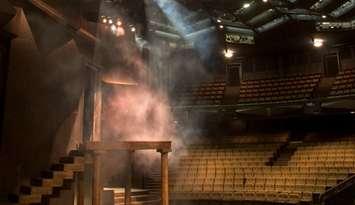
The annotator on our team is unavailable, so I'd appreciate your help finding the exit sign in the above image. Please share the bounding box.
[225,33,255,45]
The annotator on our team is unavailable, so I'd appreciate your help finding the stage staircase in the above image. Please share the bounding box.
[271,141,300,166]
[7,150,85,205]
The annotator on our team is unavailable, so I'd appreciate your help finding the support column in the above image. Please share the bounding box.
[76,172,84,205]
[92,151,103,205]
[159,151,169,205]
[92,71,102,142]
[125,151,134,205]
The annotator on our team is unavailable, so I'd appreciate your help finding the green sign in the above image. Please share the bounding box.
[225,33,254,44]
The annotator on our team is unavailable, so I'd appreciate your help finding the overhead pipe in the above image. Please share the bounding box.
[225,26,255,35]
[185,26,215,39]
[153,30,181,40]
[256,16,290,32]
[330,0,355,17]
[310,0,333,10]
[248,9,276,25]
[148,20,177,32]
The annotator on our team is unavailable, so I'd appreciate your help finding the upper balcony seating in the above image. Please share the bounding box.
[329,68,355,97]
[174,80,226,106]
[239,73,321,104]
[170,135,355,204]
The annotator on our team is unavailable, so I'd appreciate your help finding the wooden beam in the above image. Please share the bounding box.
[85,141,172,152]
[30,0,99,43]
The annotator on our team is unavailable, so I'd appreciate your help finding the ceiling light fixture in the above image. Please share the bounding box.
[313,38,324,48]
[224,49,234,58]
[243,3,251,8]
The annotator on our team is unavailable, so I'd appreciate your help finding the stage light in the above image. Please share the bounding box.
[131,27,136,32]
[262,0,268,2]
[243,3,250,8]
[217,19,222,23]
[108,19,113,24]
[110,24,117,32]
[116,20,122,26]
[313,38,324,48]
[224,49,234,58]
[322,15,327,19]
[116,27,125,36]
[219,25,224,29]
[102,18,107,24]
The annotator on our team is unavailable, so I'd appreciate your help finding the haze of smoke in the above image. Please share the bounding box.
[96,0,214,186]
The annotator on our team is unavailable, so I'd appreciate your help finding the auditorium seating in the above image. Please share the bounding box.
[175,80,226,106]
[329,68,355,97]
[239,73,321,104]
[169,135,355,204]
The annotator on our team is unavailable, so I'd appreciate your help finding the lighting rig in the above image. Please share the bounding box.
[100,15,136,37]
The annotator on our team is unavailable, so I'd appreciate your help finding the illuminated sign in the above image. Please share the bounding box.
[225,33,254,45]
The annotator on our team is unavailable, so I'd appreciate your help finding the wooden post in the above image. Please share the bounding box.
[76,172,84,205]
[125,151,134,205]
[159,151,169,205]
[92,151,103,205]
[92,71,102,142]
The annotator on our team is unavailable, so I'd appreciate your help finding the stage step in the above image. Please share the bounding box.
[8,194,42,204]
[8,150,84,205]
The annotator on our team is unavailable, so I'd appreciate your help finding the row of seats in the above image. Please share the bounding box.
[173,69,355,106]
[175,80,226,105]
[239,73,320,104]
[170,135,355,204]
[171,191,313,204]
[243,73,321,85]
[330,68,355,96]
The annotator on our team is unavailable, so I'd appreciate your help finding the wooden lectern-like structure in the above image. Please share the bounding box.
[84,141,171,205]
[83,63,171,205]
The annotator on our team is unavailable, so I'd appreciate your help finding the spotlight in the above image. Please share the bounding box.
[116,27,125,36]
[313,38,324,48]
[262,0,268,2]
[224,49,234,58]
[108,19,113,24]
[217,19,222,23]
[102,18,107,24]
[116,20,122,26]
[219,25,224,29]
[130,26,136,32]
[110,24,117,32]
[322,15,327,19]
[243,3,250,8]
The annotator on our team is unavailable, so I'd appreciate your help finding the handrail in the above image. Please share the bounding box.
[172,95,355,111]
[320,174,355,202]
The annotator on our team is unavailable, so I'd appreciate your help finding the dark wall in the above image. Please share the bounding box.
[0,31,12,148]
[0,7,86,193]
[241,44,355,80]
